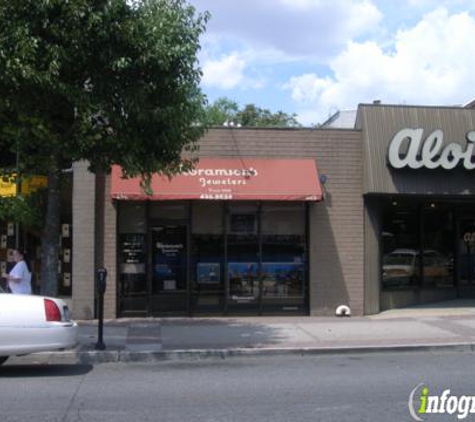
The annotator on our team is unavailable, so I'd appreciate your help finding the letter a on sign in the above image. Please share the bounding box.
[388,128,424,169]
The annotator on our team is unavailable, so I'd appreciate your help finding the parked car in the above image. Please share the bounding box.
[0,286,78,366]
[382,248,450,286]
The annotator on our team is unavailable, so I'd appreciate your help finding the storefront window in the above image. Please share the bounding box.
[422,204,454,287]
[191,202,224,312]
[459,219,475,285]
[382,201,420,288]
[117,200,309,316]
[382,200,456,289]
[261,203,306,299]
[227,203,259,301]
[118,203,147,311]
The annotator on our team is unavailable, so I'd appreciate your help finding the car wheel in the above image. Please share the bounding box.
[0,356,9,366]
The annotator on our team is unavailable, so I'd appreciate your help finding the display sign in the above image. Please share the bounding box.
[120,234,145,264]
[152,226,186,292]
[0,174,48,197]
[22,175,48,195]
[62,224,70,238]
[388,128,475,170]
[0,177,17,197]
[197,263,220,284]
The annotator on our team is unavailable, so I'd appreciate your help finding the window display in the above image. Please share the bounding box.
[117,200,309,315]
[228,262,259,299]
[261,263,304,298]
[197,263,220,284]
[119,234,146,295]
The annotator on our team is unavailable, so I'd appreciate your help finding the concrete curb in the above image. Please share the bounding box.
[7,342,475,365]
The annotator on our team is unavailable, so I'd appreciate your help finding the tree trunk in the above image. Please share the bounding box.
[40,167,61,297]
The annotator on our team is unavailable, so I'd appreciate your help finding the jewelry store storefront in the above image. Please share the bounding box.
[111,158,323,316]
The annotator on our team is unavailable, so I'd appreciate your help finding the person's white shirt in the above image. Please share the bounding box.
[8,261,32,295]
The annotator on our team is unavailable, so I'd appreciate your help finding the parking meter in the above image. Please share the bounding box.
[95,267,107,350]
[97,267,107,295]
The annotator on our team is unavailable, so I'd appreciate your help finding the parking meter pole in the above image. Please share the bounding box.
[95,267,107,351]
[96,295,105,351]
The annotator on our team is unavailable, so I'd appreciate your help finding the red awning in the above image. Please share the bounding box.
[111,158,323,201]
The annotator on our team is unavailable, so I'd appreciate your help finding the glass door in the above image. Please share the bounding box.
[226,203,260,314]
[151,225,188,315]
[190,202,225,314]
[459,219,475,285]
[118,233,148,316]
[261,203,307,314]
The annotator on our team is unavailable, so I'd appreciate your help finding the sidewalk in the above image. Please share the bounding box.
[9,299,475,365]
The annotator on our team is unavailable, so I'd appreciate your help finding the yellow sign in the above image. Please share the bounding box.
[0,176,17,197]
[0,174,48,197]
[21,176,48,195]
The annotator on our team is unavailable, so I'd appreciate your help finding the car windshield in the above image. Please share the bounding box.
[384,253,414,266]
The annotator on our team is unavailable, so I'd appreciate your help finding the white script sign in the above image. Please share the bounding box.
[388,128,475,170]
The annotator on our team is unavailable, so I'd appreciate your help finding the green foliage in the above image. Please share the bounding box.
[0,0,210,293]
[205,97,301,128]
[0,0,210,178]
[204,97,239,126]
[0,189,47,228]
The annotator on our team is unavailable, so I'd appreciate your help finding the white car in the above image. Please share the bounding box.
[0,286,78,366]
[382,248,450,286]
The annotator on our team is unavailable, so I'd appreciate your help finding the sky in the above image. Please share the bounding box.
[189,0,475,126]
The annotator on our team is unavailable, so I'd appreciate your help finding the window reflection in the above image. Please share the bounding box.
[382,202,419,288]
[459,220,475,285]
[422,205,454,287]
[381,201,454,289]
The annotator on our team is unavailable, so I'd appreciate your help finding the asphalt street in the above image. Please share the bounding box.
[1,351,475,421]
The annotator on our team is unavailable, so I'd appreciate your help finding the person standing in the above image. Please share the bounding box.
[2,249,32,295]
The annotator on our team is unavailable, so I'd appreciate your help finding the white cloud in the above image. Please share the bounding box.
[284,74,333,104]
[192,0,383,59]
[285,8,475,123]
[200,50,269,91]
[405,0,475,11]
[278,0,325,10]
[201,53,246,89]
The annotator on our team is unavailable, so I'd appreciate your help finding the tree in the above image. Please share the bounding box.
[205,97,301,128]
[0,0,209,296]
[204,97,239,126]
